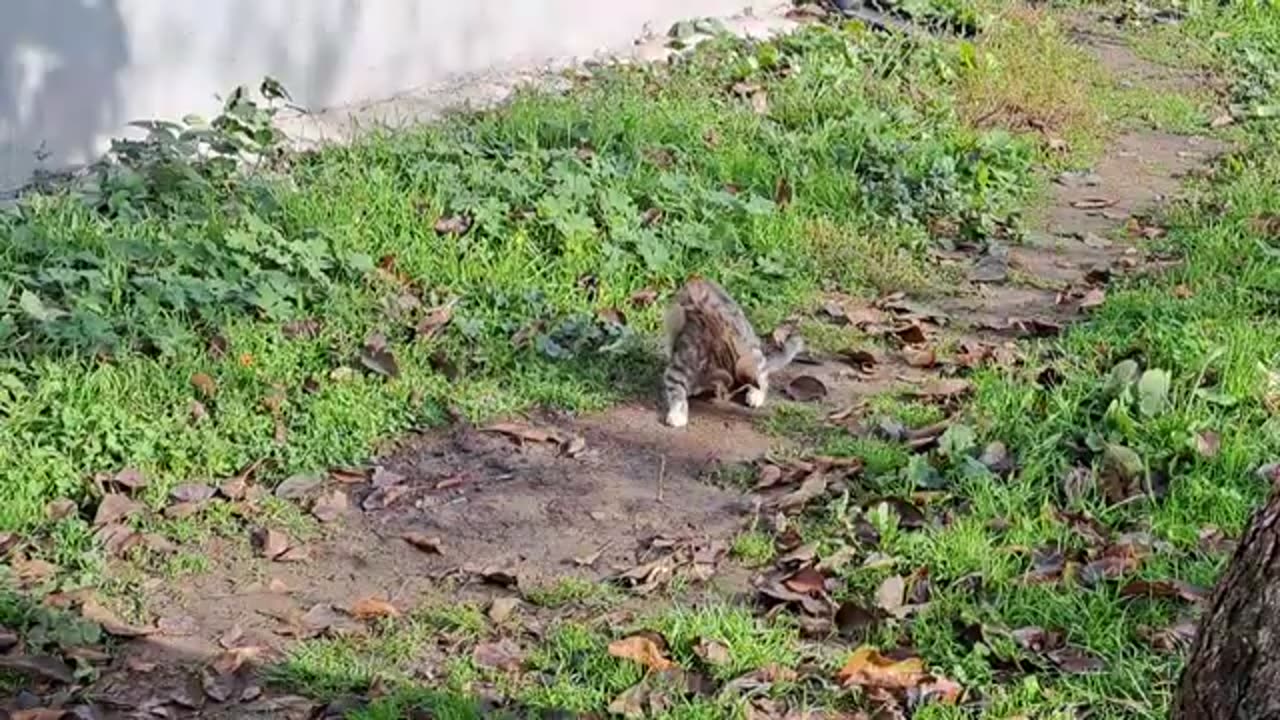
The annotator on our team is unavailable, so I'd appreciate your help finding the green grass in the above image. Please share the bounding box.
[730,530,776,567]
[9,1,1280,718]
[523,577,621,610]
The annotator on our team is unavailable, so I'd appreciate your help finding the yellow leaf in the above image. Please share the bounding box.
[608,634,674,671]
[835,646,926,690]
[350,596,401,620]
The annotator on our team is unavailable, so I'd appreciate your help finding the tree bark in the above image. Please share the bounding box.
[1173,487,1280,719]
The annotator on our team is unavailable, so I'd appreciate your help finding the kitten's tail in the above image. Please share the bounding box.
[763,336,805,373]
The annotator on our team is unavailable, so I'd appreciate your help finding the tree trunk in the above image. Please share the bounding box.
[1173,487,1280,719]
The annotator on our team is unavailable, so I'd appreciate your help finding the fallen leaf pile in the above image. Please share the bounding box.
[817,292,950,349]
[836,646,962,713]
[482,421,588,458]
[605,631,800,718]
[611,536,727,595]
[753,455,863,515]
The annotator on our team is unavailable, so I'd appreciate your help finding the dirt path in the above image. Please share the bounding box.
[60,11,1228,720]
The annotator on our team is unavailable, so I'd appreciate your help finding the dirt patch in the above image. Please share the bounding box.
[72,403,776,717]
[138,406,768,628]
[1069,20,1215,96]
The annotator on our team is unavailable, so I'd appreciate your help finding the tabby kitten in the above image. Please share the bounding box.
[661,277,804,428]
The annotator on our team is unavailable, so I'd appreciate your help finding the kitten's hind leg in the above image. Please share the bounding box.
[662,367,691,428]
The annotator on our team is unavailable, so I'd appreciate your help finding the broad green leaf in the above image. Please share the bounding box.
[18,290,67,322]
[1105,359,1140,394]
[1137,369,1171,417]
[1104,444,1144,480]
[939,423,977,459]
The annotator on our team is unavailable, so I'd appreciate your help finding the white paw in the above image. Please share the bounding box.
[665,404,689,428]
[745,386,767,408]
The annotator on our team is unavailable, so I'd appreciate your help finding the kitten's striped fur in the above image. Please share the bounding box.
[661,277,804,427]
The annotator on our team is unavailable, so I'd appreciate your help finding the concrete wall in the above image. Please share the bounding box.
[1,0,774,192]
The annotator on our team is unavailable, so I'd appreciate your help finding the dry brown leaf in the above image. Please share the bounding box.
[472,639,524,672]
[163,500,206,519]
[608,634,675,671]
[911,378,973,401]
[0,654,75,685]
[402,532,444,554]
[350,596,401,620]
[191,372,218,399]
[1194,430,1221,458]
[902,347,936,368]
[783,567,828,595]
[81,596,154,637]
[209,645,263,676]
[45,498,77,522]
[836,646,927,690]
[755,463,785,490]
[769,472,828,513]
[12,558,58,585]
[1079,287,1107,310]
[784,376,828,402]
[562,434,588,458]
[274,473,323,500]
[481,422,563,445]
[875,576,906,615]
[108,466,146,486]
[1071,197,1116,210]
[252,527,291,560]
[276,545,311,563]
[608,680,649,719]
[1119,579,1209,604]
[329,466,367,485]
[94,493,142,527]
[694,638,731,667]
[434,214,472,235]
[416,299,457,340]
[758,580,833,617]
[629,288,659,307]
[310,489,349,524]
[488,597,520,624]
[171,483,216,503]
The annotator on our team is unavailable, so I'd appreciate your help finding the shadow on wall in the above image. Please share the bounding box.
[0,0,129,185]
[0,0,357,192]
